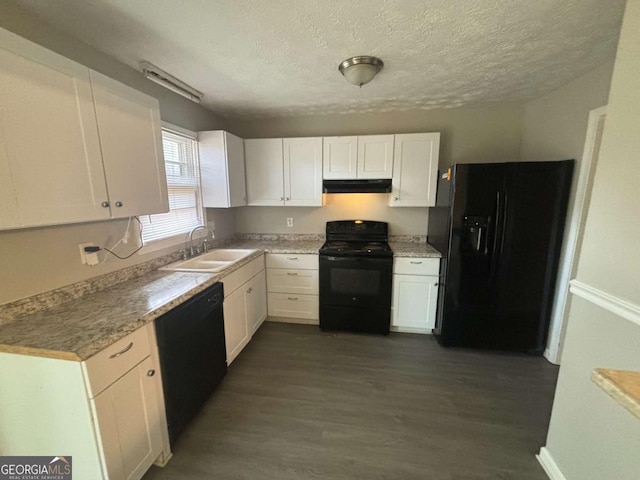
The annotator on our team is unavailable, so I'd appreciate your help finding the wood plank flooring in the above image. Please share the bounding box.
[143,322,558,480]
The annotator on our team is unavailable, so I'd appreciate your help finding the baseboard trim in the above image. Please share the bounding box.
[569,280,640,327]
[536,447,567,480]
[266,316,319,325]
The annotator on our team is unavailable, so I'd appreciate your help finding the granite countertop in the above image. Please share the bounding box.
[592,368,640,420]
[390,242,442,258]
[0,251,265,362]
[226,238,324,254]
[0,237,440,362]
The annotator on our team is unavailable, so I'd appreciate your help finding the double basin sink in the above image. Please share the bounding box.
[160,249,257,273]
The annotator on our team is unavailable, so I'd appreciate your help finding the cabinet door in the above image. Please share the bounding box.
[92,356,163,480]
[224,285,250,364]
[323,136,358,179]
[245,138,284,206]
[390,133,440,207]
[0,28,109,229]
[226,132,248,207]
[246,270,267,335]
[392,274,438,332]
[90,70,169,218]
[357,135,394,179]
[200,131,247,208]
[283,137,323,206]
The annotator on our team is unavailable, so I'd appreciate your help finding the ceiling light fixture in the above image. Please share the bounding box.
[140,61,203,103]
[338,56,384,87]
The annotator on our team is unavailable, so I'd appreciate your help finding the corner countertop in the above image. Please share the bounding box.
[592,368,640,420]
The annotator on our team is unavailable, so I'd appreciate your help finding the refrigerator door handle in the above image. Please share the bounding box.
[500,192,508,255]
[489,191,503,284]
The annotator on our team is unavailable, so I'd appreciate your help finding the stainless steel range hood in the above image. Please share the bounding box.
[322,179,392,194]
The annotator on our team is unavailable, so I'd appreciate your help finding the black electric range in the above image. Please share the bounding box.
[319,220,393,334]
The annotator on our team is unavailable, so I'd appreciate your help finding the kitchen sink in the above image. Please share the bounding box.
[160,249,257,273]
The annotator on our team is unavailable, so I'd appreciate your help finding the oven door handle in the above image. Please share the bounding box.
[323,256,384,262]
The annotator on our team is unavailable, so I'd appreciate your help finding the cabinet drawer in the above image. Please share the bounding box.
[266,253,318,270]
[267,293,318,319]
[83,325,151,398]
[393,257,439,276]
[221,255,265,296]
[266,268,318,295]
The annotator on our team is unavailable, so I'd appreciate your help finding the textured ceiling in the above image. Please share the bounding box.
[18,0,626,119]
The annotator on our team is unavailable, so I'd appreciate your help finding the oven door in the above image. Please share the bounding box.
[319,255,392,308]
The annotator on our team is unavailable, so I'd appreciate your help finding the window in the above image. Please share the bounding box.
[139,127,203,245]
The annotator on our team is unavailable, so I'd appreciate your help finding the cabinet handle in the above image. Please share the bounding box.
[109,342,133,359]
[287,257,298,260]
[101,201,110,208]
[410,261,423,264]
[280,197,284,201]
[286,272,298,276]
[434,283,439,286]
[288,297,298,301]
[115,201,123,208]
[394,196,399,201]
[147,369,156,377]
[286,197,290,201]
[247,287,253,293]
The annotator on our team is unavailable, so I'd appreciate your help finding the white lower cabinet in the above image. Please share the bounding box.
[222,255,267,364]
[391,257,440,333]
[266,253,319,323]
[0,323,169,479]
[92,356,163,480]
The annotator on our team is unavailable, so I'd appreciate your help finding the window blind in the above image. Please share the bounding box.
[139,129,203,244]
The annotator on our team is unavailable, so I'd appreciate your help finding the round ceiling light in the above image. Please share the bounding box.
[338,56,384,87]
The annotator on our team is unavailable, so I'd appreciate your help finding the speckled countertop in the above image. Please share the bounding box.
[0,251,265,362]
[227,238,324,254]
[389,242,442,258]
[0,237,440,362]
[592,368,640,420]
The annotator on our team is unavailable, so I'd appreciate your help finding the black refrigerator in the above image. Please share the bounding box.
[427,160,574,353]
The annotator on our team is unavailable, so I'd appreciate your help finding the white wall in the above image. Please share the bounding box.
[541,0,640,478]
[235,194,428,236]
[228,103,524,234]
[520,61,614,361]
[0,2,227,305]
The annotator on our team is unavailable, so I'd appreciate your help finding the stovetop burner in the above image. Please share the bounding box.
[320,221,393,257]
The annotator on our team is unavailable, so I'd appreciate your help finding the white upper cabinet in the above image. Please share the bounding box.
[0,28,169,230]
[245,138,285,206]
[91,71,168,218]
[323,136,358,179]
[389,133,440,207]
[283,137,323,206]
[0,28,109,229]
[322,135,394,180]
[245,137,323,207]
[199,130,247,208]
[357,135,395,179]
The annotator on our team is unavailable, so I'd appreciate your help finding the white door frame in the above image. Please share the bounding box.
[544,106,607,364]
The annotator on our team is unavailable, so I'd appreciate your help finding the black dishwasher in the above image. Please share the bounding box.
[155,282,226,447]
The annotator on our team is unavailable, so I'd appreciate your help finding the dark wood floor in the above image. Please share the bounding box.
[143,322,558,480]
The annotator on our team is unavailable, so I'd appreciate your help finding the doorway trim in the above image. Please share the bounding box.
[544,106,607,364]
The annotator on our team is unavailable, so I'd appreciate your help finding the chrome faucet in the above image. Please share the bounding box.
[188,225,215,257]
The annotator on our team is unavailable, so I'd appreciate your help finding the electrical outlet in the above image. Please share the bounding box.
[78,243,95,265]
[286,217,294,228]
